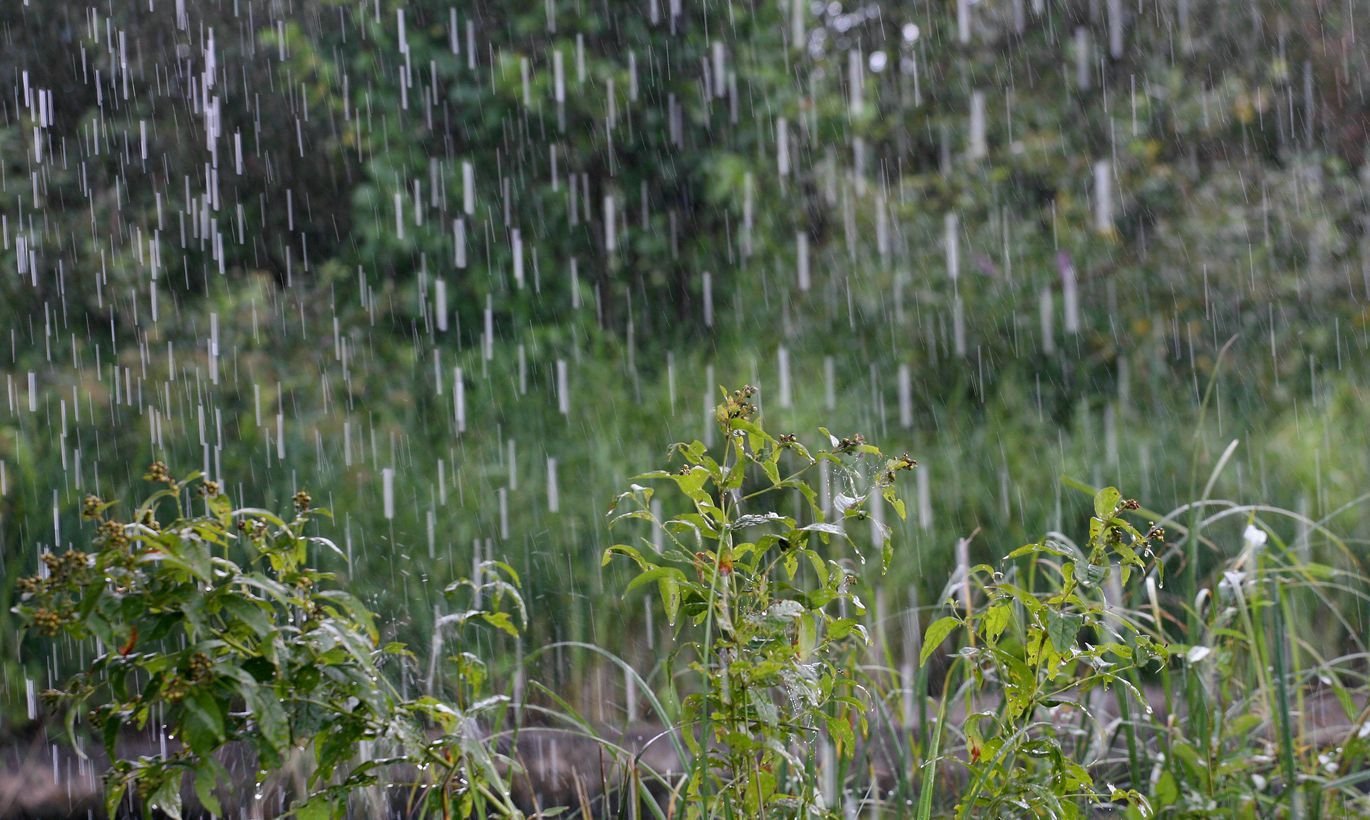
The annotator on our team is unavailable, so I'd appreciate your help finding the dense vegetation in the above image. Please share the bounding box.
[2,0,1369,815]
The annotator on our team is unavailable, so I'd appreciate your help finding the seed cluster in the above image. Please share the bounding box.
[18,550,95,636]
[142,461,175,486]
[835,432,866,453]
[716,384,759,427]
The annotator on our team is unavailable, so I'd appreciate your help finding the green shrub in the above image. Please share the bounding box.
[918,487,1162,818]
[13,465,525,819]
[605,386,915,816]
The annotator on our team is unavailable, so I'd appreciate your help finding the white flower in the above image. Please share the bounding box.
[1242,524,1268,551]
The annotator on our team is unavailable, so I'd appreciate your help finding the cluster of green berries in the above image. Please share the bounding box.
[97,519,130,549]
[187,652,213,682]
[30,607,64,635]
[163,676,191,703]
[715,385,759,427]
[142,461,175,485]
[18,550,95,635]
[42,549,90,580]
[81,494,104,520]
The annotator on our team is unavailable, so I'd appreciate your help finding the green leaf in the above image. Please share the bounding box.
[828,617,859,640]
[1093,487,1122,520]
[602,543,647,568]
[183,688,226,755]
[882,485,907,520]
[150,772,185,819]
[1077,560,1107,589]
[668,467,713,504]
[982,602,1013,644]
[194,762,226,816]
[920,616,961,665]
[623,565,672,596]
[1046,610,1083,654]
[1152,769,1179,807]
[732,512,787,529]
[996,582,1044,615]
[102,709,124,759]
[797,613,818,658]
[208,492,233,527]
[826,713,856,756]
[315,590,379,645]
[479,610,520,638]
[243,683,290,755]
[104,777,129,819]
[292,795,338,820]
[314,719,365,781]
[221,596,273,639]
[658,575,682,626]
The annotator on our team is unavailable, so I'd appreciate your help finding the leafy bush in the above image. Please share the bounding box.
[918,487,1163,817]
[14,466,525,819]
[605,386,915,816]
[917,484,1370,818]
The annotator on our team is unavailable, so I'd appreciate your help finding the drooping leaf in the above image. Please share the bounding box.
[479,610,519,638]
[658,574,682,626]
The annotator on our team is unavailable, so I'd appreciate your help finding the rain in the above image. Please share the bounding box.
[1,0,1369,817]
